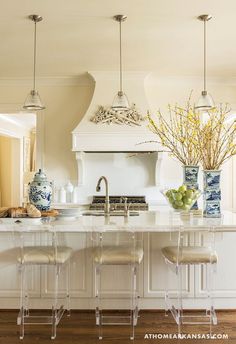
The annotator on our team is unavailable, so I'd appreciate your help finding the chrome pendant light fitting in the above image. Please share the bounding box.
[111,14,130,111]
[195,14,215,111]
[23,14,45,111]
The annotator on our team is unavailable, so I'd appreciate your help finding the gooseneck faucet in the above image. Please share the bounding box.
[96,176,110,215]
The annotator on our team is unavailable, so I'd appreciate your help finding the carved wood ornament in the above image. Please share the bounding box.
[90,105,146,126]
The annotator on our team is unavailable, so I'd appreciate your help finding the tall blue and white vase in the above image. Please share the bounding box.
[28,169,53,211]
[183,165,199,210]
[203,170,221,217]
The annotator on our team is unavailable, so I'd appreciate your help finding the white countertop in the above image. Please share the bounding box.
[1,207,236,232]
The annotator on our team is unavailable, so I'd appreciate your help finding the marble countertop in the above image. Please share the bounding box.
[0,207,236,232]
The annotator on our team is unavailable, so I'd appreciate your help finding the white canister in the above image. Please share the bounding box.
[65,181,74,203]
[59,187,66,203]
[72,187,78,203]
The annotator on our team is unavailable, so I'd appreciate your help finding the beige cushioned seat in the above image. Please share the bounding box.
[161,246,217,264]
[17,246,73,265]
[93,245,143,265]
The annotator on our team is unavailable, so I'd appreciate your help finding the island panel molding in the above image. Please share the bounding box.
[1,222,236,309]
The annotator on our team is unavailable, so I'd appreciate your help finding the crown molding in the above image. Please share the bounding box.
[88,71,150,81]
[0,73,236,87]
[0,74,93,87]
[147,74,236,86]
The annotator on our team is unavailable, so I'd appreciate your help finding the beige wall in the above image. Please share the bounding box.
[42,84,94,182]
[0,74,235,208]
[0,135,21,207]
[0,77,94,185]
[0,136,12,206]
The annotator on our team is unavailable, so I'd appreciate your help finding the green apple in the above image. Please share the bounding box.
[182,196,192,205]
[178,185,187,193]
[166,190,171,197]
[181,204,189,210]
[185,189,194,199]
[174,192,182,201]
[172,203,178,209]
[175,200,183,207]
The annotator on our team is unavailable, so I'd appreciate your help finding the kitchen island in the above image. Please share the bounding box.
[0,208,236,310]
[1,208,236,232]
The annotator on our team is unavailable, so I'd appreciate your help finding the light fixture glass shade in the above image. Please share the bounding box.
[23,90,45,111]
[195,91,215,111]
[111,91,130,111]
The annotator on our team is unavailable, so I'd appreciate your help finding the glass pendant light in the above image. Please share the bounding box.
[112,15,130,111]
[23,15,45,111]
[195,14,215,111]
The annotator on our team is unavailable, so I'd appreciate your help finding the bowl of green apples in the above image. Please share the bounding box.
[161,185,201,211]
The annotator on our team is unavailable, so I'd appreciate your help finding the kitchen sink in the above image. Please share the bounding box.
[81,211,139,216]
[0,218,46,225]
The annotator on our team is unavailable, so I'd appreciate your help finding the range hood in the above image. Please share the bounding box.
[72,71,158,152]
[71,71,166,193]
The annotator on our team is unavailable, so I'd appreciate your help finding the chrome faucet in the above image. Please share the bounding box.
[120,196,130,217]
[96,176,110,215]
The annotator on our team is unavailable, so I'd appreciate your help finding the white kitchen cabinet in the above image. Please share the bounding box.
[41,232,93,299]
[0,231,236,309]
[0,232,40,309]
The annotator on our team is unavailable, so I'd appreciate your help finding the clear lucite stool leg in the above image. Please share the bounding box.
[177,265,183,334]
[164,258,169,317]
[19,265,25,340]
[95,265,102,340]
[208,262,217,329]
[51,265,59,340]
[206,263,211,317]
[133,266,139,326]
[130,265,134,340]
[130,265,138,340]
[66,260,71,317]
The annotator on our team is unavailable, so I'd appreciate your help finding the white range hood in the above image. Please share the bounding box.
[72,71,158,152]
[71,72,167,203]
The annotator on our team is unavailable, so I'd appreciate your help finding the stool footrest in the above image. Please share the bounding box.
[17,306,65,326]
[101,315,132,325]
[164,300,217,325]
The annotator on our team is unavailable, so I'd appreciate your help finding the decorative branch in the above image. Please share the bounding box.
[91,104,146,126]
[147,97,201,166]
[191,105,236,170]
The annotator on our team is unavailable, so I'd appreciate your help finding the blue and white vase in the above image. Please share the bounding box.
[183,165,199,210]
[28,169,52,211]
[203,170,221,217]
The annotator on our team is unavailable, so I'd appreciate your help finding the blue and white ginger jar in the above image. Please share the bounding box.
[28,169,52,211]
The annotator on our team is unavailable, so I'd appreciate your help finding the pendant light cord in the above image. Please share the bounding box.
[203,19,206,93]
[33,20,37,91]
[119,19,123,93]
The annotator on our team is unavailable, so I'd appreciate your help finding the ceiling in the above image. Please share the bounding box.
[0,0,235,78]
[0,113,36,130]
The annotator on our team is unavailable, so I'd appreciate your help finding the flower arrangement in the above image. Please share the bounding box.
[191,105,236,170]
[148,101,236,170]
[147,97,201,165]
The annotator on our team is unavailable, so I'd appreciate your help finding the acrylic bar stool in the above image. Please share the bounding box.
[93,230,143,340]
[15,224,72,340]
[161,226,217,333]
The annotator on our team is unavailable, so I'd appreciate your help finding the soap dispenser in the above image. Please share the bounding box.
[65,181,74,203]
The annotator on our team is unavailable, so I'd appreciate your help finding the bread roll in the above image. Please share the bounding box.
[9,207,27,218]
[26,204,41,218]
[0,207,9,218]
